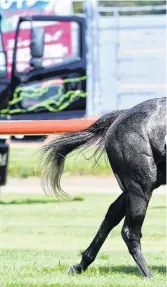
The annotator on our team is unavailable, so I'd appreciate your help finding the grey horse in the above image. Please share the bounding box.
[41,97,166,278]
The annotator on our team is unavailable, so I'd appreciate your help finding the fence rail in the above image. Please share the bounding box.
[98,5,166,13]
[0,119,96,135]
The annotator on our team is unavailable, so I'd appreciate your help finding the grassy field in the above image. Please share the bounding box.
[0,192,166,287]
[8,146,111,178]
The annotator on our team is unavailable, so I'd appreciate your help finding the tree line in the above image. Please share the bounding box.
[73,1,166,14]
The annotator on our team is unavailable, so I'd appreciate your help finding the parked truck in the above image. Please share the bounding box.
[0,12,87,186]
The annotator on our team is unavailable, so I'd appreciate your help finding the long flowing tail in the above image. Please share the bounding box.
[40,110,125,198]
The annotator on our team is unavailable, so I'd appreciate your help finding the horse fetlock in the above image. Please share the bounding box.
[82,253,95,267]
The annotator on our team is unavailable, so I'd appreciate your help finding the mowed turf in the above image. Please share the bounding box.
[0,192,166,287]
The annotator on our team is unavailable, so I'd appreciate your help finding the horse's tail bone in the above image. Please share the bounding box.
[40,110,125,199]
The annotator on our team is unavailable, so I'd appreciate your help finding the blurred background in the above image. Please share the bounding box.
[0,0,166,142]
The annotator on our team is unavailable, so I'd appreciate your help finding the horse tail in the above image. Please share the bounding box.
[40,110,125,199]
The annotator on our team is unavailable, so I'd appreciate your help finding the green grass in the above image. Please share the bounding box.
[0,192,166,287]
[8,146,111,178]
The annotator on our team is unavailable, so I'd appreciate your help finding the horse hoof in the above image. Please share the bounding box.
[68,264,82,275]
[146,271,152,278]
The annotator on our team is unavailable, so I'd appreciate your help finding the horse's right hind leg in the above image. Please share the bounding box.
[68,192,126,274]
[121,193,152,277]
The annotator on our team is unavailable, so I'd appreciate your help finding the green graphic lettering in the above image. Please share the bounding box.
[0,76,87,116]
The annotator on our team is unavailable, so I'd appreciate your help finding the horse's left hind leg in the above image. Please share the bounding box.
[121,193,152,277]
[68,192,126,274]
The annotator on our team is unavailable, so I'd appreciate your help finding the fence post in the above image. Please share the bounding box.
[83,0,100,116]
[113,7,120,109]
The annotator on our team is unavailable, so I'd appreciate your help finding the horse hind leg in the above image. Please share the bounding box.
[116,162,155,277]
[121,192,153,277]
[68,192,126,274]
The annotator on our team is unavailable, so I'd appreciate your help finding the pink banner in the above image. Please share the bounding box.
[3,21,72,77]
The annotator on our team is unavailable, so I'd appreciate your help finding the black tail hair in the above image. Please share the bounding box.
[40,110,125,199]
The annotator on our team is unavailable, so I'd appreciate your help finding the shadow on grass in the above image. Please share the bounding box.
[151,206,166,210]
[0,196,84,205]
[94,265,166,276]
[0,198,56,205]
